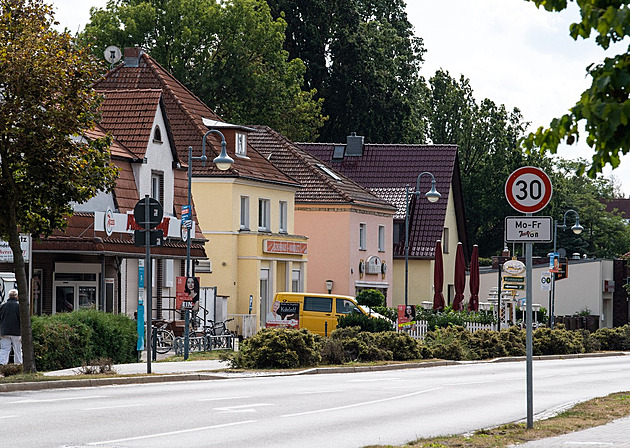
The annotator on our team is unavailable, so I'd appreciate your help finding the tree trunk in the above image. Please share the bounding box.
[6,215,36,373]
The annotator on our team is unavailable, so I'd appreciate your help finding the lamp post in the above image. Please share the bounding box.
[186,129,234,277]
[550,209,583,328]
[404,172,441,306]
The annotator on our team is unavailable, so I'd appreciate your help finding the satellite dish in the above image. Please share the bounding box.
[104,46,122,65]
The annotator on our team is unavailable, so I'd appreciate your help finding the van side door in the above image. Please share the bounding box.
[303,296,333,336]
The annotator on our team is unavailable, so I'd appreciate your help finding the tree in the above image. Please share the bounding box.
[0,0,118,372]
[426,70,543,257]
[81,0,325,142]
[355,289,385,311]
[522,1,630,178]
[267,0,426,143]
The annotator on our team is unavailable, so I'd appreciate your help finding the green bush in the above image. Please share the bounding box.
[467,329,508,360]
[592,325,630,350]
[355,289,385,309]
[337,313,394,333]
[423,326,471,361]
[372,306,397,322]
[533,326,584,355]
[374,331,421,361]
[229,328,321,369]
[32,310,137,371]
[497,326,526,356]
[414,306,495,331]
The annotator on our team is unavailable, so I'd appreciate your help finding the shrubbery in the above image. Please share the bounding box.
[337,313,394,333]
[32,309,137,371]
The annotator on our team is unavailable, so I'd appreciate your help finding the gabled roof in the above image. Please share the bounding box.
[83,124,137,161]
[299,142,468,259]
[248,126,395,211]
[93,48,298,187]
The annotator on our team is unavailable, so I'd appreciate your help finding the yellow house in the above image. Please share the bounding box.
[95,48,307,332]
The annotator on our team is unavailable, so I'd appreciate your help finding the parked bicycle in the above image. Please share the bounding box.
[152,321,175,354]
[191,317,235,349]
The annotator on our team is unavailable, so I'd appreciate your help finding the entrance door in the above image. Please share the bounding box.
[53,272,98,313]
[55,286,75,313]
[260,268,270,326]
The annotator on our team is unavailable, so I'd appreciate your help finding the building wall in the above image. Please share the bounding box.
[441,185,460,305]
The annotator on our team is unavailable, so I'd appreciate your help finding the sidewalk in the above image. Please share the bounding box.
[43,359,229,376]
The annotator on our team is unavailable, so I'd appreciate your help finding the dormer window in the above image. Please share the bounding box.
[236,132,247,157]
[153,125,162,143]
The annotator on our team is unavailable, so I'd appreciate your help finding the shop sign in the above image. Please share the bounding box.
[263,239,307,254]
[0,234,30,263]
[94,211,192,239]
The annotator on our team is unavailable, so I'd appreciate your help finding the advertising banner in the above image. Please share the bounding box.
[265,301,299,329]
[176,276,200,311]
[397,304,416,331]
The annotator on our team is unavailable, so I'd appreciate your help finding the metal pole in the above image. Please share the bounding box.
[186,145,193,278]
[525,215,534,429]
[551,219,557,329]
[497,263,502,330]
[145,195,152,374]
[404,185,410,306]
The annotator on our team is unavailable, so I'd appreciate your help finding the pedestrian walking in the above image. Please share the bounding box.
[0,289,22,365]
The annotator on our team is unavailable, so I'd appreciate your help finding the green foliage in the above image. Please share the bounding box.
[372,306,398,322]
[533,326,585,356]
[229,328,321,369]
[522,1,630,177]
[423,326,470,361]
[31,310,136,371]
[81,0,325,142]
[320,326,421,364]
[355,289,386,309]
[592,325,630,351]
[415,306,496,331]
[337,313,394,333]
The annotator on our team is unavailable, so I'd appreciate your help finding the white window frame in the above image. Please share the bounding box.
[240,196,250,230]
[378,225,385,252]
[443,227,450,254]
[259,198,271,231]
[279,201,288,233]
[236,132,247,157]
[291,269,302,292]
[359,223,367,250]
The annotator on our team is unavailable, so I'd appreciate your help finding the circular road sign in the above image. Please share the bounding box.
[505,166,552,213]
[134,197,163,230]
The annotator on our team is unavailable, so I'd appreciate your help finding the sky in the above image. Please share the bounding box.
[50,0,630,195]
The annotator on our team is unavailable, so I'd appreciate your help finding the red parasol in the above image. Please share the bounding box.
[452,242,466,311]
[468,245,480,311]
[433,240,445,310]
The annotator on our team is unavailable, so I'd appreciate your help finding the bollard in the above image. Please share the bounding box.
[325,321,328,338]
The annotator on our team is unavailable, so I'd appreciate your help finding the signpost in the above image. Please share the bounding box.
[505,166,552,430]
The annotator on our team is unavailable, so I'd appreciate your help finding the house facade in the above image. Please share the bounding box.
[300,136,468,308]
[248,126,396,303]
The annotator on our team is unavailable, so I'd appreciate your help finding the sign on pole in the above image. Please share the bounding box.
[505,216,553,243]
[541,271,552,291]
[505,166,553,214]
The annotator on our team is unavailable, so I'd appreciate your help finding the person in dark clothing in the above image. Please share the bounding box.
[0,289,22,364]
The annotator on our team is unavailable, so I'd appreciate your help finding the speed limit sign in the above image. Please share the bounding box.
[505,166,552,213]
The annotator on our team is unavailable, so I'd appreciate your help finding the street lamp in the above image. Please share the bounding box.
[550,209,583,328]
[186,129,234,277]
[404,172,441,306]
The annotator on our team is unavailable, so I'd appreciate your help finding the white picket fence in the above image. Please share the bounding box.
[398,320,494,339]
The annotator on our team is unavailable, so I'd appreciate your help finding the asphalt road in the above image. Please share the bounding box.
[1,355,629,448]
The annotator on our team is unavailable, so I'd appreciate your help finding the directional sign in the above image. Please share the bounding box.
[505,216,553,243]
[504,276,524,283]
[505,166,552,214]
[503,283,525,290]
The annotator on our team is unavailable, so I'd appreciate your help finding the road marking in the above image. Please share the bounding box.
[563,443,614,446]
[88,420,257,445]
[348,377,402,382]
[444,380,493,386]
[198,396,252,402]
[281,387,443,418]
[296,389,343,395]
[84,404,145,411]
[0,415,18,419]
[8,395,105,404]
[214,403,273,413]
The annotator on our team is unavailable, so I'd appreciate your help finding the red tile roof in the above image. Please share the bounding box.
[93,49,298,187]
[299,143,468,259]
[602,198,630,218]
[248,126,395,211]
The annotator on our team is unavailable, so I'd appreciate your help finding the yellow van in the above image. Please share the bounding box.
[267,292,368,337]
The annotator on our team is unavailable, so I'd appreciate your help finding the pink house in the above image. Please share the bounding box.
[249,127,396,303]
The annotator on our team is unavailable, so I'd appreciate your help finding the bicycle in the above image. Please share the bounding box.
[152,321,175,354]
[191,317,235,349]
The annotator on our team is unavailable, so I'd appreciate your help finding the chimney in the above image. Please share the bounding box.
[124,47,143,67]
[345,132,364,156]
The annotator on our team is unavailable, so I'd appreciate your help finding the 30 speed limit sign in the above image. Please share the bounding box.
[505,166,552,213]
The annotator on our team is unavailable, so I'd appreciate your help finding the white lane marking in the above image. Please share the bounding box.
[0,415,18,419]
[282,387,443,418]
[8,395,105,404]
[213,403,273,413]
[84,404,145,411]
[296,389,343,395]
[89,420,257,445]
[348,377,402,383]
[198,395,252,402]
[563,443,614,446]
[443,380,493,386]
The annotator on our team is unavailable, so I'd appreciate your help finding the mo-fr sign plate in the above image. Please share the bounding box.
[505,216,553,243]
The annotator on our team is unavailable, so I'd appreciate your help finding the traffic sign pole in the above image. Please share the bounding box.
[525,216,533,429]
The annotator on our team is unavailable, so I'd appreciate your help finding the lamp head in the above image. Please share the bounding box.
[425,181,441,203]
[571,218,584,235]
[213,140,234,171]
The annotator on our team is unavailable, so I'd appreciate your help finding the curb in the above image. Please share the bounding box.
[1,352,627,392]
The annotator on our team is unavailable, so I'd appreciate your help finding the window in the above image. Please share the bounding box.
[236,132,247,156]
[378,225,385,252]
[359,223,367,250]
[393,221,404,245]
[292,269,301,292]
[336,298,359,315]
[443,227,450,254]
[304,296,332,313]
[240,196,249,230]
[151,171,164,204]
[317,163,342,181]
[153,125,162,142]
[279,201,288,233]
[259,198,270,231]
